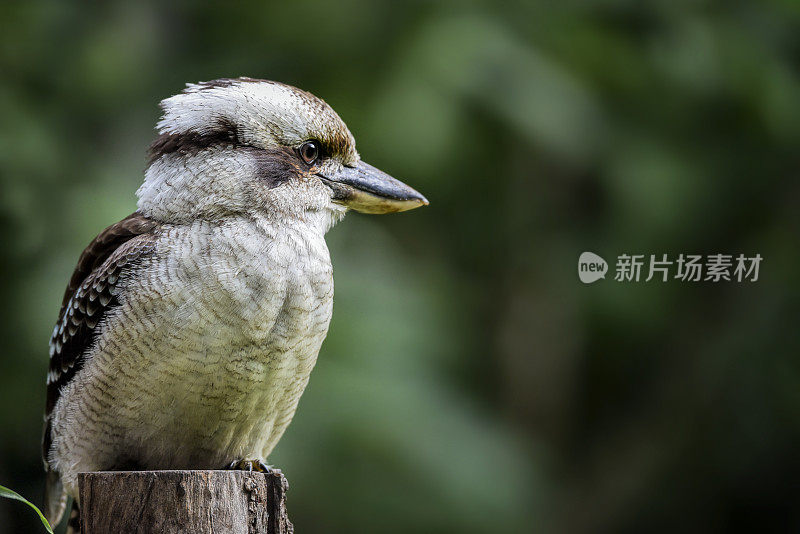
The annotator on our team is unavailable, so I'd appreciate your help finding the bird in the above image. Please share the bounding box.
[42,77,428,531]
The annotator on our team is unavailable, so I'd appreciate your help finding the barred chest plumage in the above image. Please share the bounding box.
[50,214,334,496]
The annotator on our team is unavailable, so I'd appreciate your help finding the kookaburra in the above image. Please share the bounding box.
[42,77,427,530]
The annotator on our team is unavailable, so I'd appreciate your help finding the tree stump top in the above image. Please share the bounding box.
[78,470,293,534]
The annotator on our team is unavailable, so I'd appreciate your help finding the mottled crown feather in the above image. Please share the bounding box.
[152,77,358,163]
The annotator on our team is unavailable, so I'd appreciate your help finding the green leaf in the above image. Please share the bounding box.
[0,484,54,534]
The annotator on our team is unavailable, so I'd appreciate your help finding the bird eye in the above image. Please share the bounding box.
[299,140,320,165]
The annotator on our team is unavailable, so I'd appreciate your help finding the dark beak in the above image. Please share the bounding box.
[318,161,428,214]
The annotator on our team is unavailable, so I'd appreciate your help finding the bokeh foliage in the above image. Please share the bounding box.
[1,0,799,532]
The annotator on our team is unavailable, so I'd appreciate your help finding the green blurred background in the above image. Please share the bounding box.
[2,0,799,532]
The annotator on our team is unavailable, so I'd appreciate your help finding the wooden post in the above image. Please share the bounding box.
[78,470,293,534]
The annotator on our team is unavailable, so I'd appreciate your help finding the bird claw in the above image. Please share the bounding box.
[226,458,278,474]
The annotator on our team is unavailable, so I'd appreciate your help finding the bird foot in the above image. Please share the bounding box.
[226,458,278,474]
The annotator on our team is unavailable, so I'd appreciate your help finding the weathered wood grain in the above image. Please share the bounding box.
[78,470,292,534]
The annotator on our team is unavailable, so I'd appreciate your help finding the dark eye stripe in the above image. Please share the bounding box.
[147,119,240,165]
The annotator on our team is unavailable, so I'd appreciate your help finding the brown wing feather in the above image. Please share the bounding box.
[43,212,159,462]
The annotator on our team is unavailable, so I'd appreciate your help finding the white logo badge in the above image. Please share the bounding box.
[578,252,608,284]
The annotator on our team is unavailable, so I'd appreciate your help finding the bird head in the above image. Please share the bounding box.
[137,78,427,227]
